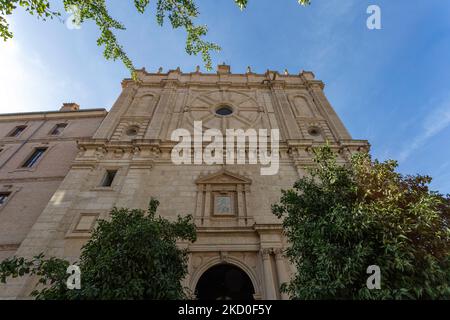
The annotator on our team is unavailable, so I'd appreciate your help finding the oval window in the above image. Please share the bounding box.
[215,106,233,116]
[126,127,139,136]
[308,127,321,136]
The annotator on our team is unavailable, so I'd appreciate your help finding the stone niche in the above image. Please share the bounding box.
[194,170,253,227]
[290,95,315,118]
[127,93,159,117]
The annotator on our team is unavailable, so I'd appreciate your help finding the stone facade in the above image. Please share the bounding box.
[0,105,107,262]
[0,65,368,299]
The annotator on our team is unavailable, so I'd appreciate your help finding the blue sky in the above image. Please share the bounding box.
[1,0,449,193]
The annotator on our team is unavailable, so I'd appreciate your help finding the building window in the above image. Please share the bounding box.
[0,192,11,206]
[50,123,67,135]
[126,126,139,137]
[307,126,321,136]
[101,170,117,187]
[7,125,27,137]
[213,192,235,216]
[215,106,233,116]
[22,148,47,168]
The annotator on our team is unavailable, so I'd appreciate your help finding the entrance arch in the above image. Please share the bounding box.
[195,263,255,300]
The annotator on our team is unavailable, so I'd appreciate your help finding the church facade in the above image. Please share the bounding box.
[0,65,368,299]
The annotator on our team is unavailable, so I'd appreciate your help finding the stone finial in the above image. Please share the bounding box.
[60,103,80,112]
[300,70,316,80]
[195,65,201,73]
[176,67,181,73]
[217,63,231,74]
[157,67,163,73]
[284,69,289,75]
[246,66,252,74]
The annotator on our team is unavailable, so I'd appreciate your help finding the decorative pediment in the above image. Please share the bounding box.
[194,170,253,227]
[196,170,251,185]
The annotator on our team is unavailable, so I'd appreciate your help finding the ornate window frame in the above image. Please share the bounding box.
[195,170,252,226]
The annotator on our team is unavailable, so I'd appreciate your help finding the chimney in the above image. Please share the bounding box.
[217,63,231,74]
[60,103,80,112]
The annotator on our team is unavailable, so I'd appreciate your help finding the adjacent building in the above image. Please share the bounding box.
[0,104,107,261]
[0,65,368,299]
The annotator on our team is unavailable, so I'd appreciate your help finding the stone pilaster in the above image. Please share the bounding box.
[145,80,178,140]
[274,248,290,300]
[261,248,277,300]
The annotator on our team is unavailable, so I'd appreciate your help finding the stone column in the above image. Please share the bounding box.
[269,81,303,140]
[236,184,246,226]
[274,249,290,300]
[194,185,204,225]
[261,249,277,300]
[204,184,212,219]
[145,80,178,140]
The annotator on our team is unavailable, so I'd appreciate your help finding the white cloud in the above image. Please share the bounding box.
[397,97,450,162]
[0,16,86,114]
[0,39,50,113]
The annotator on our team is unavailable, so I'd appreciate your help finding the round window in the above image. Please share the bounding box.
[215,106,233,116]
[126,127,139,136]
[308,127,321,136]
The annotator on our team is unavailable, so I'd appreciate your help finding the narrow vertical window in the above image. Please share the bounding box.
[7,126,27,137]
[22,148,47,168]
[50,123,67,135]
[0,192,11,206]
[101,170,117,187]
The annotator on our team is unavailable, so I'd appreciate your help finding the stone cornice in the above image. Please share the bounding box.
[78,138,368,149]
[196,226,258,233]
[0,109,108,122]
[74,138,370,167]
[0,243,20,251]
[188,244,261,252]
[77,138,165,151]
[285,138,370,151]
[0,176,66,183]
[121,68,325,91]
[0,136,105,145]
[254,224,283,232]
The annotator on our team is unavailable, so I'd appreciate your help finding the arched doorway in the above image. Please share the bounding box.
[195,263,255,300]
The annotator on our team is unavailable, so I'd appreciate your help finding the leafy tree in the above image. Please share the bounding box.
[0,0,311,77]
[272,145,450,299]
[0,198,197,299]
